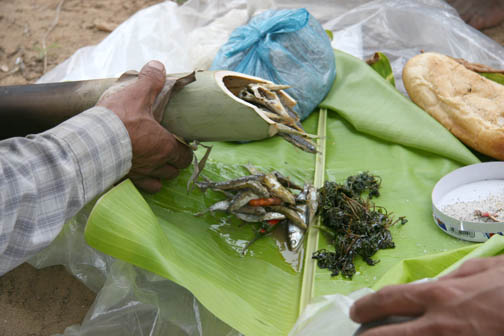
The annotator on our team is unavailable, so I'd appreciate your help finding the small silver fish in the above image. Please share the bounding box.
[273,123,318,139]
[262,212,286,221]
[274,171,304,190]
[234,211,286,223]
[287,221,305,251]
[254,85,302,130]
[235,213,263,223]
[238,83,317,155]
[287,204,308,251]
[285,105,302,125]
[237,205,267,216]
[262,83,291,91]
[243,180,270,198]
[306,184,319,225]
[239,88,269,107]
[278,91,297,110]
[195,199,230,216]
[248,84,290,114]
[268,205,307,229]
[295,204,308,225]
[229,190,260,213]
[296,184,310,203]
[257,107,284,122]
[263,173,296,205]
[197,178,269,198]
[241,83,301,131]
[195,174,264,191]
[279,133,318,154]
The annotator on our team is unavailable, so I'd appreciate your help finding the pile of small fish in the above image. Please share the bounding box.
[195,166,318,253]
[238,83,318,154]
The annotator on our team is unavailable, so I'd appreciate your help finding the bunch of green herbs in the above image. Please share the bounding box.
[313,172,407,278]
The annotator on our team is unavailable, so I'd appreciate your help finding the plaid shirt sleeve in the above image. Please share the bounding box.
[0,106,132,275]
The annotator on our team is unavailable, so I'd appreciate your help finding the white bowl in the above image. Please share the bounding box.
[432,162,504,242]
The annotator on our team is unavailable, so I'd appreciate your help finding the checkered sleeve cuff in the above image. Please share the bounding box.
[47,106,132,203]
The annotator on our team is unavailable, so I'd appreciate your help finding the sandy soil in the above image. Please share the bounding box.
[0,264,94,336]
[1,1,504,335]
[0,0,164,86]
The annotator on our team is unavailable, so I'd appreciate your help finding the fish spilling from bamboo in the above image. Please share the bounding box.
[238,83,318,154]
[195,166,318,253]
[185,80,319,192]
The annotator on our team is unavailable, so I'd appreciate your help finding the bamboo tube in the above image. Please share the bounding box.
[163,70,282,141]
[0,71,294,141]
[0,78,116,139]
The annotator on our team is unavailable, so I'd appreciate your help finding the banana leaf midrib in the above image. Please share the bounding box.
[298,108,327,315]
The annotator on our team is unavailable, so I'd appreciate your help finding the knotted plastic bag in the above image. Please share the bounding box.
[211,8,336,120]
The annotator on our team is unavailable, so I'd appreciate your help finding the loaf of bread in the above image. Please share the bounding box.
[402,52,504,160]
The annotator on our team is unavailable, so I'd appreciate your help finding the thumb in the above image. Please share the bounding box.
[137,60,166,106]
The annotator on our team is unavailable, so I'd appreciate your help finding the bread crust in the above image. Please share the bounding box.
[403,52,504,160]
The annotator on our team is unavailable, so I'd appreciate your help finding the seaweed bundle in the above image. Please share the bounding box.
[312,172,407,278]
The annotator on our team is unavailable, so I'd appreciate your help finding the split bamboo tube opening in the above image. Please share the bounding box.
[0,70,297,142]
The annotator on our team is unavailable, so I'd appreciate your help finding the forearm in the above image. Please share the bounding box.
[0,106,132,275]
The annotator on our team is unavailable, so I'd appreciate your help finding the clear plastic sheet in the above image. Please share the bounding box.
[287,278,433,336]
[28,0,504,335]
[57,261,240,336]
[288,289,372,336]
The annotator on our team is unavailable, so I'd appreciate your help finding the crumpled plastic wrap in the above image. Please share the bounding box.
[288,289,372,336]
[210,8,336,119]
[287,278,434,336]
[58,260,240,336]
[29,0,504,335]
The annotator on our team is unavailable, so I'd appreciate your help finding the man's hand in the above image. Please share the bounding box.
[350,255,504,336]
[97,61,193,193]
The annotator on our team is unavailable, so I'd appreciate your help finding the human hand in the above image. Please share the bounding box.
[350,255,504,336]
[97,60,193,193]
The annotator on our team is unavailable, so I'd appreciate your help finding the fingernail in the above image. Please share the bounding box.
[147,60,165,74]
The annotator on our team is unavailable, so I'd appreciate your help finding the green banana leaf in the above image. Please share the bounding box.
[325,30,334,41]
[480,72,504,85]
[367,52,396,87]
[373,234,504,289]
[85,49,480,336]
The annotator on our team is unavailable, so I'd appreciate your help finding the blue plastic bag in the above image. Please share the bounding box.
[211,8,336,120]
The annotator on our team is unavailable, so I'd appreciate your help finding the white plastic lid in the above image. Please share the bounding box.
[432,162,504,242]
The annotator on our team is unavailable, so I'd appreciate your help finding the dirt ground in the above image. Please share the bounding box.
[1,1,504,335]
[0,0,165,86]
